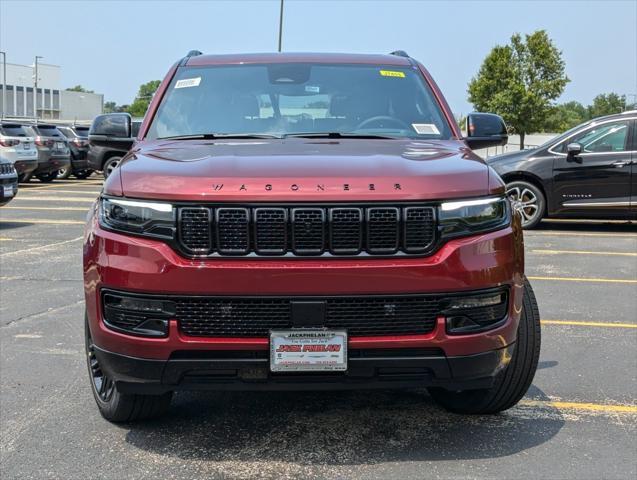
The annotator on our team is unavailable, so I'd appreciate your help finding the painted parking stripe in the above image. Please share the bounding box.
[530,249,637,257]
[9,196,95,203]
[0,236,84,257]
[20,189,101,195]
[2,206,88,211]
[542,320,637,329]
[0,219,85,225]
[525,232,637,238]
[528,275,637,284]
[519,400,637,414]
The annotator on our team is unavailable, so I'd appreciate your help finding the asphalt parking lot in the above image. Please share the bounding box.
[0,178,636,480]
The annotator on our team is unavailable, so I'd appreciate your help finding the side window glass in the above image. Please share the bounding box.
[571,121,629,153]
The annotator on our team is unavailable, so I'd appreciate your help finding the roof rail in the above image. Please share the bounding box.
[389,50,410,58]
[620,109,637,115]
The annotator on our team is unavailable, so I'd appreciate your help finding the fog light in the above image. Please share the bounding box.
[442,290,508,335]
[444,293,504,311]
[102,292,175,337]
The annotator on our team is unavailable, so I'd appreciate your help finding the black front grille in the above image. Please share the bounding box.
[177,204,436,257]
[176,295,439,337]
[102,288,509,339]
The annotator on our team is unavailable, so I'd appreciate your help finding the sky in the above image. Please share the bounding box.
[1,0,635,117]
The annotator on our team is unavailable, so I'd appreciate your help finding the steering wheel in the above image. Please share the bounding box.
[356,116,410,131]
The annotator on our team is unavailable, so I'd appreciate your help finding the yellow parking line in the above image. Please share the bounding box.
[10,196,95,203]
[0,238,12,241]
[0,219,84,225]
[525,232,637,238]
[528,276,637,284]
[519,400,637,414]
[22,182,102,191]
[2,206,88,211]
[530,249,637,257]
[542,320,637,329]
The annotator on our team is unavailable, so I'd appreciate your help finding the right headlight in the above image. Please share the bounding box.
[438,196,510,238]
[99,197,175,239]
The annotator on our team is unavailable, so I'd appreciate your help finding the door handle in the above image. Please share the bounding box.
[611,160,630,168]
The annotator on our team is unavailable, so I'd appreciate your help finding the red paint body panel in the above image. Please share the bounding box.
[84,207,525,360]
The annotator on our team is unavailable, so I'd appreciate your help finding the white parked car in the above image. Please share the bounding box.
[0,123,38,182]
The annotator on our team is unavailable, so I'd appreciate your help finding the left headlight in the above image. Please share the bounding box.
[99,197,175,239]
[438,196,510,238]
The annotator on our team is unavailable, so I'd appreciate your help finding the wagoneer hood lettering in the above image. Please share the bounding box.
[114,139,493,201]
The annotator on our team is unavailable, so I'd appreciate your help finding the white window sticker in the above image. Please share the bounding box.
[305,85,320,93]
[412,123,440,135]
[175,77,201,89]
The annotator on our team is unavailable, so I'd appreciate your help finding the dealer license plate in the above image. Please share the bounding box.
[56,142,64,149]
[3,185,14,197]
[270,330,347,372]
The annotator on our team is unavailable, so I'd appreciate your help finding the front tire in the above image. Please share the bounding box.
[85,314,172,422]
[57,166,72,179]
[506,180,545,229]
[73,169,93,179]
[103,156,122,179]
[429,278,541,414]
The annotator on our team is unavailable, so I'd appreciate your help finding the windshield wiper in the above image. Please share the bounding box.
[283,132,398,139]
[158,133,283,140]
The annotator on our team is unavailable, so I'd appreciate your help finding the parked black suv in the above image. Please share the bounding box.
[58,125,94,179]
[487,111,636,228]
[87,118,142,178]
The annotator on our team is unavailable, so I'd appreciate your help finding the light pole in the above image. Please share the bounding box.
[277,0,284,52]
[0,51,6,119]
[33,55,43,121]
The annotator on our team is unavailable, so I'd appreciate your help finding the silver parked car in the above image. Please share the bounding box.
[0,123,38,182]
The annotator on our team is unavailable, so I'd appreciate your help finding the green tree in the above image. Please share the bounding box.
[103,101,117,113]
[468,30,569,149]
[543,101,589,132]
[127,80,161,117]
[588,93,627,119]
[66,85,94,93]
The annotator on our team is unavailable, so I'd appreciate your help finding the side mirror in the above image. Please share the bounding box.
[465,113,508,150]
[566,142,582,156]
[89,113,134,150]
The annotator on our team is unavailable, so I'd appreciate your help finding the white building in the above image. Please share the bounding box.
[0,61,103,121]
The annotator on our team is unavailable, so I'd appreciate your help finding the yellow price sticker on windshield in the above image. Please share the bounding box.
[379,70,405,78]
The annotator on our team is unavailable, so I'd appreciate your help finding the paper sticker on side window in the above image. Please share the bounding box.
[412,123,440,135]
[175,77,201,89]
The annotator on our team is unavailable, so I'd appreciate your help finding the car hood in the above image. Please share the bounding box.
[486,147,536,165]
[110,138,501,202]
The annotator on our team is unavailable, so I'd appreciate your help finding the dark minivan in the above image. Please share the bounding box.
[487,111,636,228]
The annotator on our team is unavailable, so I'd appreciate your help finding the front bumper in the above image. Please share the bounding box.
[94,342,515,394]
[0,176,18,205]
[84,207,525,391]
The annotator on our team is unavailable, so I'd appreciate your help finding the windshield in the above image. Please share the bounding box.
[147,63,453,140]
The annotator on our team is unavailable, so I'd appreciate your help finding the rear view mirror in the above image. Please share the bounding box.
[566,142,582,156]
[465,113,508,150]
[89,113,134,150]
